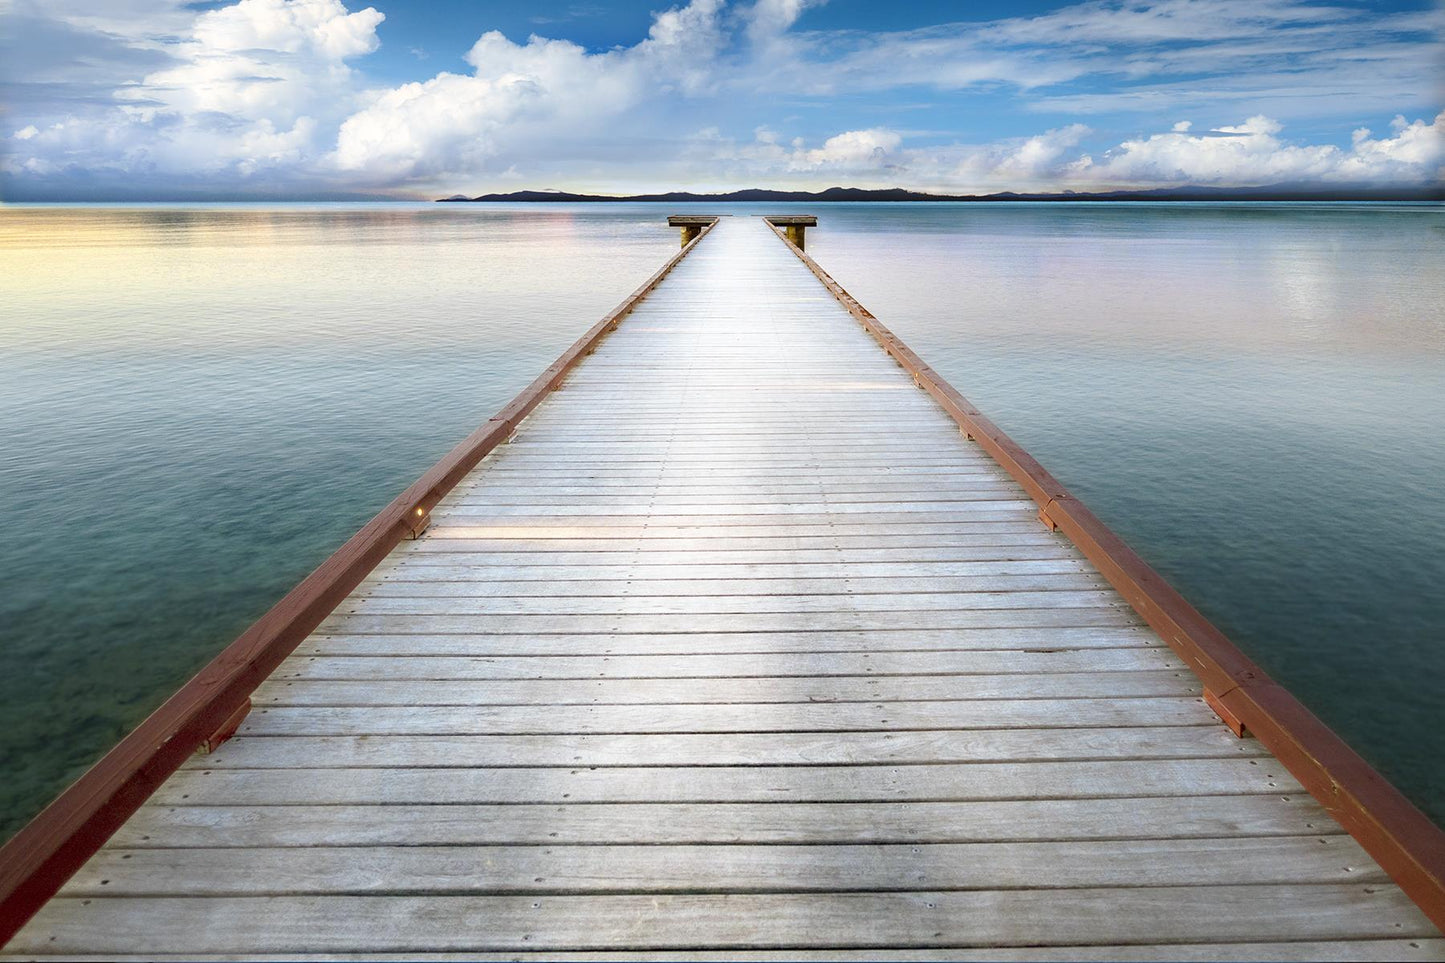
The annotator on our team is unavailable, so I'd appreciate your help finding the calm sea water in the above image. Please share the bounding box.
[0,201,1441,839]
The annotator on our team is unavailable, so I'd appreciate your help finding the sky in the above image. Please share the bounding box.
[2,0,1442,199]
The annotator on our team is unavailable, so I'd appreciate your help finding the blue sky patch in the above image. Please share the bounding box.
[3,0,1440,198]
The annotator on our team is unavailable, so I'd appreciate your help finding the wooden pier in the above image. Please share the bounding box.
[2,215,1443,958]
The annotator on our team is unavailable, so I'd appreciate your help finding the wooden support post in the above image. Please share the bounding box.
[667,216,716,248]
[765,215,817,251]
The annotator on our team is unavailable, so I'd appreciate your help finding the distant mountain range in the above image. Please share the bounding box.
[440,184,1443,203]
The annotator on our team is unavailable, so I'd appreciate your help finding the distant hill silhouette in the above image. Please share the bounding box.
[440,184,1443,203]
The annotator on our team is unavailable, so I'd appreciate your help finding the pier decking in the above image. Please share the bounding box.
[3,216,1442,958]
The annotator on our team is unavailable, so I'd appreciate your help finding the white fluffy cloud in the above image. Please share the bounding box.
[789,129,903,171]
[124,0,382,163]
[681,113,1443,193]
[1074,112,1445,186]
[333,0,725,181]
[5,0,383,183]
[954,124,1094,184]
[191,0,382,60]
[1213,116,1282,136]
[3,0,1442,195]
[681,126,905,183]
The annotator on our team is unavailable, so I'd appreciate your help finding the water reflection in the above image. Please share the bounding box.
[803,202,1444,356]
[0,203,675,840]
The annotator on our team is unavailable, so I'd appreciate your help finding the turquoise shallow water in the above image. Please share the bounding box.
[0,201,1442,838]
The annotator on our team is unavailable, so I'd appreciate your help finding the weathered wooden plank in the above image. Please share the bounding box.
[356,573,1110,598]
[493,444,1000,457]
[194,726,1263,769]
[479,436,990,447]
[428,513,1041,532]
[375,558,1093,581]
[252,670,1195,707]
[518,404,947,413]
[235,697,1221,737]
[453,476,1020,491]
[510,424,966,437]
[318,608,1145,637]
[14,942,1445,962]
[519,407,959,417]
[459,467,1037,482]
[456,462,997,477]
[63,837,1381,897]
[270,648,1177,681]
[105,795,1346,848]
[462,462,1016,476]
[517,410,960,420]
[559,376,929,384]
[411,533,1069,552]
[423,523,1052,543]
[457,463,1001,475]
[445,494,1032,510]
[444,491,1029,506]
[153,757,1295,806]
[484,440,986,453]
[398,545,1080,565]
[11,887,1434,955]
[448,487,1024,502]
[342,590,1123,617]
[421,520,1063,535]
[518,393,925,401]
[302,625,1161,657]
[480,457,994,470]
[434,503,1040,520]
[449,452,1002,469]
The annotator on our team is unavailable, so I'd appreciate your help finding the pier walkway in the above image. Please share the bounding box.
[3,216,1442,958]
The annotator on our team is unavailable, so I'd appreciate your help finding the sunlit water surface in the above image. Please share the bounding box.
[1,201,1441,838]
